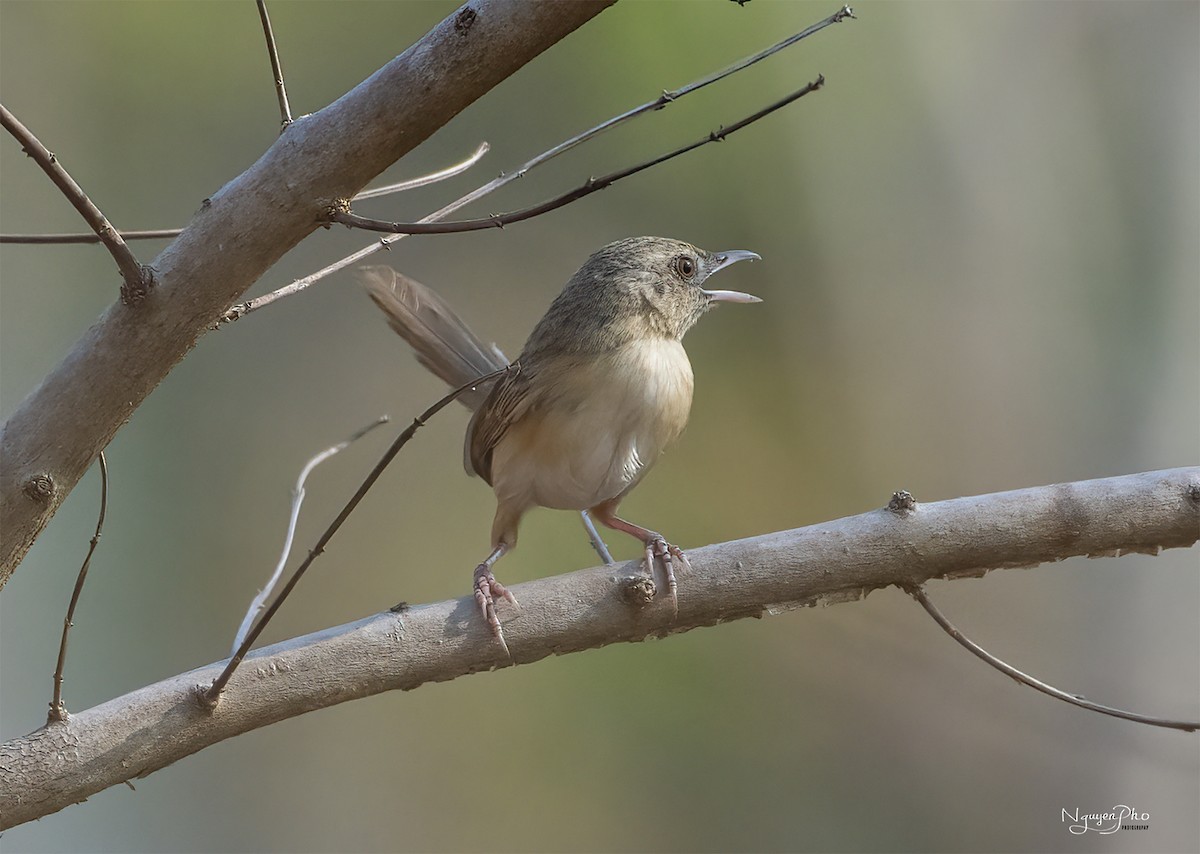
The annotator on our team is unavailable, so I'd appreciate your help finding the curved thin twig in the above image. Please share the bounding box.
[47,451,109,724]
[355,141,491,200]
[204,366,511,702]
[906,584,1199,732]
[0,103,152,302]
[231,416,390,656]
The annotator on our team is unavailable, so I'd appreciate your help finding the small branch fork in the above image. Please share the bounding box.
[230,416,391,658]
[256,0,293,130]
[0,103,153,303]
[46,452,109,724]
[203,366,511,704]
[221,6,853,320]
[327,77,824,236]
[0,5,853,253]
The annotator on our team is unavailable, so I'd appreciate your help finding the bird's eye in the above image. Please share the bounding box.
[674,255,697,279]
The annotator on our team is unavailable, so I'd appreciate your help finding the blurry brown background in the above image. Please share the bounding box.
[1,2,1197,852]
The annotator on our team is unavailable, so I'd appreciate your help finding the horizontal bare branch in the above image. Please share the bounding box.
[2,467,1195,829]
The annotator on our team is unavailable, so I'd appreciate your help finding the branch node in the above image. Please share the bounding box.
[887,490,918,513]
[326,198,353,221]
[23,474,55,501]
[620,575,657,607]
[195,683,220,711]
[119,265,156,306]
[454,6,477,34]
[1186,483,1200,504]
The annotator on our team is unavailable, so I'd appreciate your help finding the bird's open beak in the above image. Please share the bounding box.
[703,250,762,303]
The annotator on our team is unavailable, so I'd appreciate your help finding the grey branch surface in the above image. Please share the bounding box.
[2,468,1196,829]
[0,0,615,585]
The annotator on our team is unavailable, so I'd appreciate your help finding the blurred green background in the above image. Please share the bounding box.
[2,1,1197,851]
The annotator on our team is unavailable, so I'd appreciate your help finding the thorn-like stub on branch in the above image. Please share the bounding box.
[23,473,55,502]
[838,5,856,21]
[195,683,221,711]
[326,198,353,220]
[120,265,156,306]
[620,575,657,607]
[221,303,247,325]
[454,6,477,34]
[389,601,410,614]
[887,490,918,514]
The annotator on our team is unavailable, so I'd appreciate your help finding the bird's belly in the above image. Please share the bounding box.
[491,339,694,511]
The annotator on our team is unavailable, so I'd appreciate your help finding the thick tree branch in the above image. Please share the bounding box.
[0,0,615,586]
[2,468,1195,829]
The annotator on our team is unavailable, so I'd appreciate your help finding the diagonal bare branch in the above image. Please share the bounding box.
[220,4,854,321]
[0,0,617,587]
[3,467,1196,829]
[0,103,153,302]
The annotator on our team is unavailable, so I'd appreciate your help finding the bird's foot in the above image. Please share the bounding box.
[473,564,518,657]
[643,536,689,616]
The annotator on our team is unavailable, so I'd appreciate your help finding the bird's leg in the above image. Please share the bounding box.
[473,544,518,656]
[589,500,688,614]
[580,509,615,566]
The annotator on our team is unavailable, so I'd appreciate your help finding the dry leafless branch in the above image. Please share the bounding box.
[230,417,390,657]
[220,5,853,322]
[46,452,108,724]
[328,77,824,236]
[2,467,1195,829]
[906,584,1197,731]
[210,367,510,701]
[256,0,293,130]
[0,0,617,586]
[0,104,153,302]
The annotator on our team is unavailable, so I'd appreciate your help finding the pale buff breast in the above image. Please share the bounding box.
[489,338,695,512]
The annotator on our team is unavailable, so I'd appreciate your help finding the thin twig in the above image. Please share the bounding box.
[257,0,292,129]
[231,416,390,657]
[355,142,491,200]
[220,5,853,322]
[0,229,182,245]
[0,145,489,245]
[0,139,486,248]
[906,584,1199,732]
[204,366,511,703]
[329,77,825,235]
[0,103,152,302]
[47,452,109,725]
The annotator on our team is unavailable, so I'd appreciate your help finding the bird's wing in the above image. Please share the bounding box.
[361,265,508,411]
[465,361,537,483]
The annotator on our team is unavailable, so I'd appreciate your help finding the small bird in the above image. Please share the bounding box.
[362,237,760,653]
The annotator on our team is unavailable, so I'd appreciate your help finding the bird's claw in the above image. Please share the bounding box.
[644,536,687,616]
[473,564,518,658]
